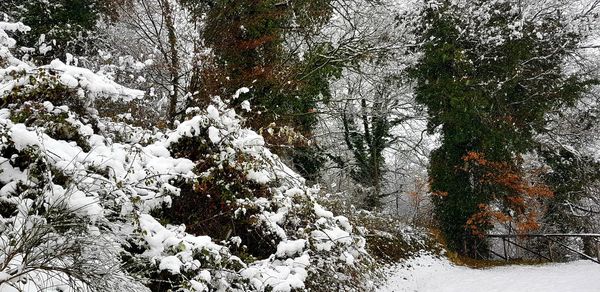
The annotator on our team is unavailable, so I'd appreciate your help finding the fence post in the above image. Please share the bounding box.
[503,237,509,261]
[596,240,600,264]
[548,238,553,262]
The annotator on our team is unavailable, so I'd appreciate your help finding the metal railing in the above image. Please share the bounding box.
[483,234,600,264]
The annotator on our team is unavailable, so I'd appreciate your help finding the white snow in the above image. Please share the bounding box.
[206,105,220,120]
[208,126,221,143]
[68,191,103,217]
[379,254,600,292]
[9,124,40,151]
[310,227,352,251]
[59,72,79,88]
[38,43,52,55]
[276,239,306,258]
[47,60,144,101]
[233,87,250,99]
[247,169,271,184]
[241,100,251,112]
[0,22,30,33]
[159,256,183,274]
[189,280,209,292]
[242,254,310,292]
[314,203,334,218]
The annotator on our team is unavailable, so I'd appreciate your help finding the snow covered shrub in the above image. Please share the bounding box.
[320,193,440,267]
[363,216,439,265]
[0,21,369,291]
[141,98,372,291]
[0,107,147,290]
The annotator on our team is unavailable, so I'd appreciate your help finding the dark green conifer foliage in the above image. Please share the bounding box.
[412,0,595,255]
[540,149,599,230]
[181,0,341,180]
[1,0,106,62]
[539,147,600,257]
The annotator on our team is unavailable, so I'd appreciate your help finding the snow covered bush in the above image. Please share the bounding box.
[320,193,440,265]
[129,97,371,291]
[0,21,370,291]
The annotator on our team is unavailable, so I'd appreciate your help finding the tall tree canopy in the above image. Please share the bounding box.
[412,0,597,255]
[181,0,342,179]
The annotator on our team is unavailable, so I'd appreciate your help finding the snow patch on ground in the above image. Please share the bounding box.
[379,254,600,292]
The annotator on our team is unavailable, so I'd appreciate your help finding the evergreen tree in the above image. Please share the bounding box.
[0,0,107,63]
[537,101,600,258]
[180,0,341,180]
[412,0,595,255]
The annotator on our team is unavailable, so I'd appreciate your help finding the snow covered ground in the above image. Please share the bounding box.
[379,254,600,292]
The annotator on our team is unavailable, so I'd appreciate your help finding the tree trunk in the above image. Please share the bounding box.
[161,0,179,127]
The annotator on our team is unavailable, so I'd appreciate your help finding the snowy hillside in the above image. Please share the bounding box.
[0,21,371,291]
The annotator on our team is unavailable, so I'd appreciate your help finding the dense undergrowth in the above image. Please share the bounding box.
[0,21,392,292]
[0,19,445,292]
